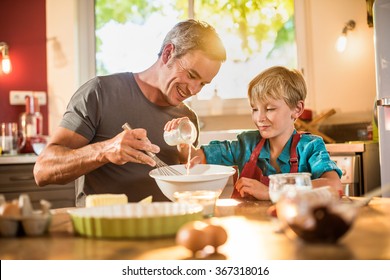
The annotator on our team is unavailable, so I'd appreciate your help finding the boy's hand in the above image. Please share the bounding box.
[234,177,270,200]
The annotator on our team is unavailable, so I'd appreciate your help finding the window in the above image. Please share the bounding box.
[95,0,297,114]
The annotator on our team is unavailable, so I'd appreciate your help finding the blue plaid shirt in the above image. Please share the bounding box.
[201,130,342,179]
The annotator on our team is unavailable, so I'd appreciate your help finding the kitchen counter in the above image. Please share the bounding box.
[0,154,38,165]
[325,141,378,154]
[1,197,390,260]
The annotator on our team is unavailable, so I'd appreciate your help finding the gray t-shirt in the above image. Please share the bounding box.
[60,72,198,203]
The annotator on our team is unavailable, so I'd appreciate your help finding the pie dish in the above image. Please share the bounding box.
[68,202,203,239]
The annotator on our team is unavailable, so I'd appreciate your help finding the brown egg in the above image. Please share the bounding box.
[0,201,21,218]
[203,220,228,250]
[176,221,210,254]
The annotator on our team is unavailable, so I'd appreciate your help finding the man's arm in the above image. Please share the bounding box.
[33,127,160,186]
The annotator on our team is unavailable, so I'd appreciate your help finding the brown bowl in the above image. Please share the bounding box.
[276,187,358,243]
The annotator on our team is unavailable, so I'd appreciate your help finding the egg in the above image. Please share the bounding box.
[0,201,21,218]
[203,223,227,251]
[176,218,228,255]
[175,221,210,254]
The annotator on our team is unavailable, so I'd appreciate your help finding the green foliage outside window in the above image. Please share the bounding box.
[95,0,295,62]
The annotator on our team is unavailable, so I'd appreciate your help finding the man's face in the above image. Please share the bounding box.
[160,50,222,106]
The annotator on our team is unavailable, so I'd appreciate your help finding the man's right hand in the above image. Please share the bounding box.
[99,128,161,167]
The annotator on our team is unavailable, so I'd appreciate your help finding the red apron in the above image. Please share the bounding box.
[231,133,301,198]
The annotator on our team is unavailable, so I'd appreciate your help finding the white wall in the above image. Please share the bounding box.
[45,0,377,135]
[303,0,376,119]
[46,0,77,135]
[46,0,95,135]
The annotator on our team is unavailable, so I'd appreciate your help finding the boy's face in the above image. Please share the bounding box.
[251,98,303,140]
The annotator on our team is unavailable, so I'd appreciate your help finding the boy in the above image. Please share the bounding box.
[165,66,342,200]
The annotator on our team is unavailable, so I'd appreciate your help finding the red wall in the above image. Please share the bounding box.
[0,0,48,135]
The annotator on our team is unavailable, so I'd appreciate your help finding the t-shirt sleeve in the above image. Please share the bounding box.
[60,78,102,141]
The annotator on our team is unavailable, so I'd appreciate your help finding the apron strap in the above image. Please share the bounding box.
[231,138,265,198]
[250,137,265,161]
[289,132,301,173]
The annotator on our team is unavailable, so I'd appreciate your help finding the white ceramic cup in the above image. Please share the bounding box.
[164,119,197,146]
[1,122,18,155]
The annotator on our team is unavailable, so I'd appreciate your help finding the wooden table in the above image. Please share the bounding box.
[1,198,390,260]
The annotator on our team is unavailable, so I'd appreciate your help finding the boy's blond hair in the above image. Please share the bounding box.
[248,66,307,109]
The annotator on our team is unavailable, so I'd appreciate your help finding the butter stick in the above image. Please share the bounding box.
[85,194,128,207]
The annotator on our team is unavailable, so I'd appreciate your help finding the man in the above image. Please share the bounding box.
[34,19,226,205]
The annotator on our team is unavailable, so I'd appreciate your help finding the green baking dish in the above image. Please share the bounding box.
[68,202,203,239]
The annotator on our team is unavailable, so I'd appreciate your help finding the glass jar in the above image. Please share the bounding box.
[268,172,312,203]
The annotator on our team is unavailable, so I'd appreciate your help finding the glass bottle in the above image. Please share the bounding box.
[18,95,43,153]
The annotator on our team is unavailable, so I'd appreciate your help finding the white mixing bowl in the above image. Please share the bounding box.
[149,164,236,201]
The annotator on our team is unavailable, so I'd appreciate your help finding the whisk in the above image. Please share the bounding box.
[122,123,183,176]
